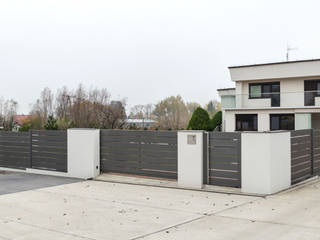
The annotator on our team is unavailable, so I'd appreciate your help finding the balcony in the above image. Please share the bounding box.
[233,91,320,109]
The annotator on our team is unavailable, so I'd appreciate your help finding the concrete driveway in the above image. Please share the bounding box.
[0,171,80,195]
[0,174,319,240]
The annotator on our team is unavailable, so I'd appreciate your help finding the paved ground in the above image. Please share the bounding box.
[0,171,80,195]
[0,174,320,239]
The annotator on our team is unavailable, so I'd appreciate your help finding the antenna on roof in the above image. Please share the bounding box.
[286,44,298,61]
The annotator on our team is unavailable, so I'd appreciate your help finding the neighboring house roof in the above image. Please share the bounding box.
[126,119,155,124]
[13,115,32,125]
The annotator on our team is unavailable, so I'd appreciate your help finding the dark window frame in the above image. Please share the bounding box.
[235,114,258,131]
[269,114,295,131]
[249,82,280,99]
[304,79,320,106]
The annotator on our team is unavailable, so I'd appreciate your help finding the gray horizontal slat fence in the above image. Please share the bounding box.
[312,129,320,175]
[100,130,177,179]
[208,132,241,188]
[31,130,67,172]
[291,129,312,184]
[0,131,30,169]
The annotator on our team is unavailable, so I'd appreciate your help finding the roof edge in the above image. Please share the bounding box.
[228,58,320,69]
[217,88,235,91]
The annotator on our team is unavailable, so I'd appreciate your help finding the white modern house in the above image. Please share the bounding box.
[219,59,320,132]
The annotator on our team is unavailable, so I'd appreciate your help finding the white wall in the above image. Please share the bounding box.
[224,110,270,132]
[236,78,305,108]
[178,131,203,189]
[224,112,235,132]
[241,132,291,195]
[67,129,100,179]
[295,113,311,130]
[258,112,269,131]
[230,60,320,82]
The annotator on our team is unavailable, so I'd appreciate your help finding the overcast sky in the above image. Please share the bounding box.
[1,0,320,114]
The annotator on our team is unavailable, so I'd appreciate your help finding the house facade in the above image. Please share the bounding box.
[219,59,320,132]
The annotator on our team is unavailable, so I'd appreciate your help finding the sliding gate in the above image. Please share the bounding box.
[100,130,178,179]
[207,132,241,188]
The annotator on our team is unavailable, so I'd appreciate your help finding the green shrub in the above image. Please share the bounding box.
[208,111,222,131]
[19,122,32,132]
[44,115,58,130]
[187,107,210,130]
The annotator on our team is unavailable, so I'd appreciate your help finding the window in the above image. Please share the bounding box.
[270,114,294,131]
[250,85,262,98]
[236,114,258,131]
[249,82,280,107]
[304,80,320,106]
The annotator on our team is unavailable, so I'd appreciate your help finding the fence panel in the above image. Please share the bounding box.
[0,131,30,169]
[31,130,67,172]
[291,129,312,184]
[208,132,241,187]
[100,130,177,179]
[313,129,320,175]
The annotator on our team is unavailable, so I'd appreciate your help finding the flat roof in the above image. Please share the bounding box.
[228,58,320,69]
[217,88,235,91]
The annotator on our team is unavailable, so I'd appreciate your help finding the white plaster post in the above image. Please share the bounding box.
[241,132,291,195]
[178,131,204,189]
[67,129,100,179]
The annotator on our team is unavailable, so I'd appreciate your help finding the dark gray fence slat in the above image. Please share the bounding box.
[0,131,30,169]
[291,129,313,184]
[31,130,67,172]
[208,132,241,188]
[100,130,177,179]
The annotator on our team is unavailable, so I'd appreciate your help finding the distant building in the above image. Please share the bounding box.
[13,114,32,131]
[125,119,155,129]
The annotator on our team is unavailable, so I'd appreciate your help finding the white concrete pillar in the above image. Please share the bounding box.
[178,131,204,189]
[295,113,311,130]
[258,112,270,132]
[67,129,100,179]
[225,112,235,132]
[241,132,291,195]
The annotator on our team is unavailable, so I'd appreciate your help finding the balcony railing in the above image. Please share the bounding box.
[233,91,320,108]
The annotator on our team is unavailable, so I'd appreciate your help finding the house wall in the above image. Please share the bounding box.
[221,96,236,108]
[295,113,312,130]
[229,60,320,82]
[224,109,320,132]
[236,78,307,108]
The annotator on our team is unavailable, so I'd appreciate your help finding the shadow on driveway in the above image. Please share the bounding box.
[0,171,81,195]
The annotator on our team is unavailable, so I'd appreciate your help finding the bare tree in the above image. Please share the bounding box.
[153,95,190,129]
[30,87,54,127]
[55,86,72,120]
[129,104,154,120]
[98,100,127,129]
[2,99,18,130]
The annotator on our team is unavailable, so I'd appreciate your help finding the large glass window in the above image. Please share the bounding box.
[270,114,294,131]
[249,82,280,107]
[304,80,320,106]
[236,114,258,131]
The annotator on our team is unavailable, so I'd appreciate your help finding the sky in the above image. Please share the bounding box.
[1,0,320,114]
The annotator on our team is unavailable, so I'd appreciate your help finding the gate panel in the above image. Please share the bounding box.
[0,131,30,169]
[31,130,67,172]
[100,130,177,179]
[208,132,241,187]
[291,129,312,184]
